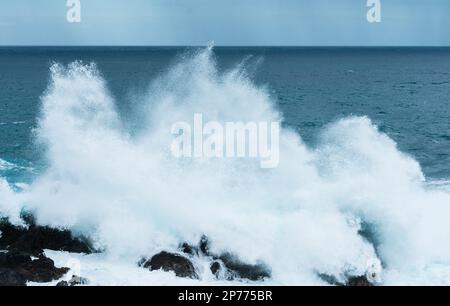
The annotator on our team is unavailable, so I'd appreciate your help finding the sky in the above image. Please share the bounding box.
[0,0,449,46]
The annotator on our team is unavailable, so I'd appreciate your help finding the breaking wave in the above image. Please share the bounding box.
[2,47,450,285]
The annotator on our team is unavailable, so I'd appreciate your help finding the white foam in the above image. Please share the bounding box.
[0,158,15,171]
[3,48,450,285]
[0,178,23,225]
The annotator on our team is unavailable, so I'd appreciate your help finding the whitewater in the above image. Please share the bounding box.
[2,47,450,285]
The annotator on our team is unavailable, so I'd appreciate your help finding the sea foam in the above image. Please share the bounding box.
[2,47,450,285]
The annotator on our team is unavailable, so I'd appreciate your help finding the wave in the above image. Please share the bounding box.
[2,47,450,285]
[0,158,17,171]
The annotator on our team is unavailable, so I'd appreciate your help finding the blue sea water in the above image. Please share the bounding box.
[1,47,450,182]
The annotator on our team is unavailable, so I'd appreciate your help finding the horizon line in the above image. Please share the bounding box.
[1,45,450,48]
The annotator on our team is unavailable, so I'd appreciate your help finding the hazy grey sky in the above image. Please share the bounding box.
[0,0,448,46]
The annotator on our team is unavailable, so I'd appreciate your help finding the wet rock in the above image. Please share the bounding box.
[9,226,92,256]
[0,268,27,286]
[56,275,89,286]
[318,273,374,286]
[317,273,340,285]
[142,251,198,279]
[180,236,271,281]
[0,250,32,268]
[68,275,89,286]
[199,235,210,255]
[0,220,25,249]
[0,216,93,256]
[218,253,271,281]
[180,242,198,256]
[19,256,69,283]
[179,235,210,257]
[0,249,69,285]
[56,280,69,287]
[210,261,221,275]
[346,275,373,287]
[209,260,235,280]
[0,217,88,286]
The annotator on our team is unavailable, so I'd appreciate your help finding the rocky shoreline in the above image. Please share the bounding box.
[0,216,375,286]
[0,215,93,286]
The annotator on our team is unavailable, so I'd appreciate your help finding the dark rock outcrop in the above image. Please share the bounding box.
[210,261,221,275]
[0,251,69,285]
[217,253,270,281]
[0,217,92,286]
[180,242,198,256]
[20,256,69,283]
[56,275,89,287]
[346,275,373,286]
[0,250,32,268]
[141,251,198,279]
[179,235,210,257]
[0,219,92,256]
[178,236,271,282]
[0,268,27,286]
[318,273,374,286]
[56,280,69,286]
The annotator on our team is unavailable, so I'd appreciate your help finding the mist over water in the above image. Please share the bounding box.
[2,47,450,284]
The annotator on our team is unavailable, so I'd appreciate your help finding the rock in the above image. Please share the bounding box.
[56,275,89,286]
[0,216,87,286]
[0,250,32,268]
[142,251,198,279]
[180,242,197,256]
[0,250,69,285]
[179,235,209,257]
[19,256,69,283]
[218,253,271,281]
[1,216,93,256]
[346,275,373,287]
[0,268,27,286]
[209,260,235,280]
[210,261,221,275]
[68,275,89,286]
[199,235,210,255]
[9,226,92,256]
[56,280,69,287]
[318,273,374,286]
[179,236,271,281]
[0,220,25,250]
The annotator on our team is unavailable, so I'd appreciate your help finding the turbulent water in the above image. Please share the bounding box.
[1,46,450,285]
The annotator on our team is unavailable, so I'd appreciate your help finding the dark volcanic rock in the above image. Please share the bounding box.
[199,235,210,255]
[209,260,235,280]
[210,261,221,275]
[56,280,69,287]
[179,236,271,281]
[20,256,69,283]
[179,235,210,257]
[318,273,373,286]
[68,275,89,286]
[346,275,373,287]
[0,250,32,268]
[142,251,198,279]
[218,253,271,281]
[8,226,92,256]
[180,242,198,256]
[0,218,81,285]
[0,217,93,256]
[56,275,89,287]
[0,252,69,285]
[0,268,27,286]
[0,220,25,249]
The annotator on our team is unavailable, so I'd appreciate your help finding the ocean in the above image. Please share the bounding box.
[1,46,450,285]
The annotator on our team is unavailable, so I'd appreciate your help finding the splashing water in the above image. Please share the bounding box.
[2,48,450,285]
